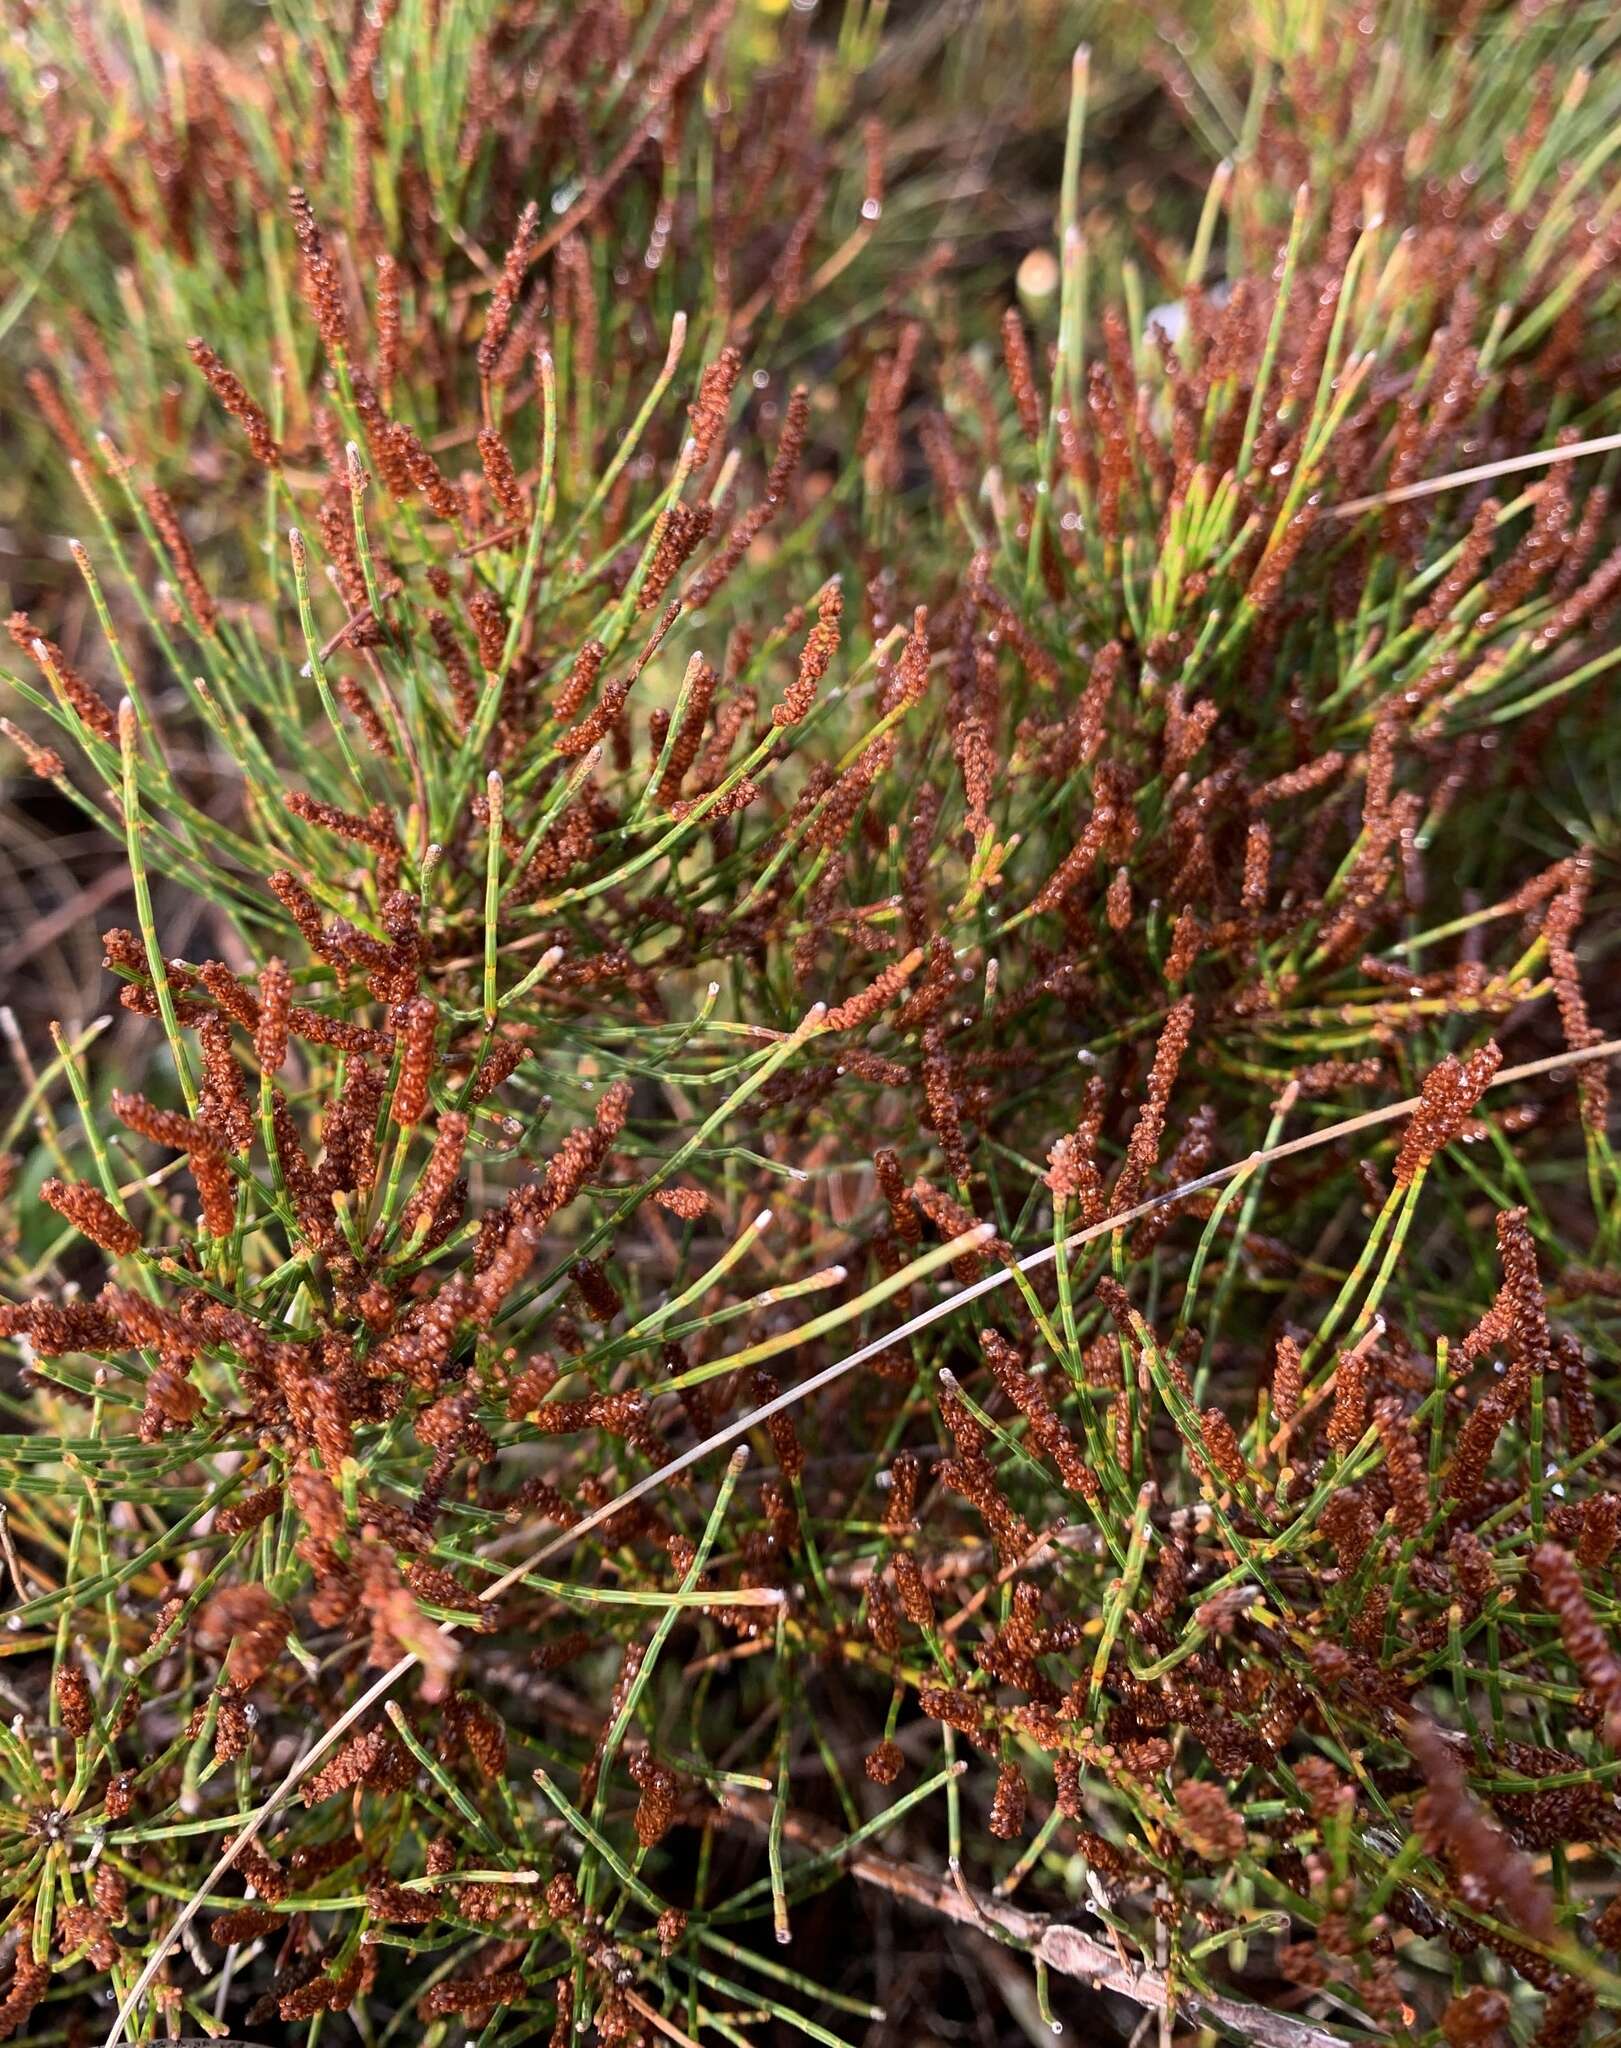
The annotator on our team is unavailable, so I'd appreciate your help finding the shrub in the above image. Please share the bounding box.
[1,5,1620,2046]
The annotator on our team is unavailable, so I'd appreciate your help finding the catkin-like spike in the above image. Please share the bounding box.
[572,1257,622,1322]
[477,199,539,379]
[290,186,350,354]
[196,1586,290,1690]
[865,1573,902,1652]
[291,1008,391,1056]
[774,581,842,727]
[1200,1407,1249,1490]
[882,1450,921,1537]
[766,386,811,504]
[1393,1041,1502,1185]
[556,676,630,758]
[1326,1341,1372,1452]
[9,612,116,741]
[1544,860,1608,1133]
[286,791,402,853]
[865,1740,904,1785]
[187,338,280,465]
[1445,1378,1519,1508]
[140,487,219,667]
[912,1178,995,1281]
[921,1029,971,1185]
[110,1090,201,1152]
[1001,307,1042,443]
[216,1485,283,1537]
[41,1178,140,1255]
[191,1146,237,1238]
[55,1661,93,1738]
[653,653,717,805]
[476,427,527,525]
[989,1760,1028,1838]
[428,610,479,730]
[1532,1543,1621,1747]
[392,997,437,1125]
[752,1366,805,1480]
[555,639,607,720]
[639,501,713,609]
[256,958,292,1073]
[1578,1495,1621,1571]
[891,1550,932,1627]
[982,1329,1097,1500]
[1163,905,1202,986]
[1113,996,1195,1210]
[374,251,401,401]
[267,870,329,958]
[0,717,63,781]
[1249,751,1345,810]
[198,1013,255,1151]
[0,1955,47,2035]
[404,1111,468,1234]
[688,345,743,464]
[25,365,90,466]
[1031,785,1119,916]
[1411,1714,1554,1938]
[1271,1334,1302,1424]
[1373,1397,1429,1535]
[1495,1207,1552,1381]
[873,1147,920,1246]
[629,1751,680,1847]
[469,1034,532,1101]
[1174,1780,1245,1861]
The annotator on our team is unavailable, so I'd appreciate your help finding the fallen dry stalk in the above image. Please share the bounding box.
[712,1787,1350,2048]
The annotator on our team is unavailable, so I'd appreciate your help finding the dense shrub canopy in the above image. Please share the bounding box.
[0,3,1619,2044]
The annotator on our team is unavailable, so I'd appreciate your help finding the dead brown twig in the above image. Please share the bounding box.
[714,1788,1353,2048]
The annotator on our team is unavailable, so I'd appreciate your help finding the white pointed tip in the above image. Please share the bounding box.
[753,1209,773,1231]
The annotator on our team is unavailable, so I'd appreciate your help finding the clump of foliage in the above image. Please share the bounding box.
[1,4,1620,2047]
